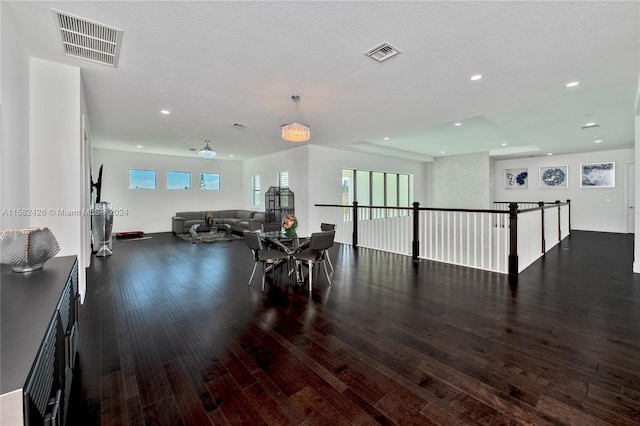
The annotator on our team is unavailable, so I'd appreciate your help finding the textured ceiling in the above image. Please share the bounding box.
[4,1,639,161]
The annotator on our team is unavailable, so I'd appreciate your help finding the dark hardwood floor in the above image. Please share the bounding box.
[68,230,640,425]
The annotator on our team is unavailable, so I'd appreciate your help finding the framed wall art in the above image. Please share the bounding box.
[504,168,528,189]
[580,162,615,188]
[539,166,568,189]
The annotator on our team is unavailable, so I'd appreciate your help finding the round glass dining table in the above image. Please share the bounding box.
[257,230,310,283]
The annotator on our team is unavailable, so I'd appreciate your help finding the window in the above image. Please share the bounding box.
[342,168,413,208]
[386,174,398,207]
[399,174,410,207]
[252,175,261,206]
[129,169,156,189]
[371,172,385,206]
[200,173,220,190]
[341,170,353,205]
[278,171,289,188]
[167,171,191,190]
[355,170,370,206]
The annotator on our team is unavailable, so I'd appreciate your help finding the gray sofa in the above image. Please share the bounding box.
[172,210,265,234]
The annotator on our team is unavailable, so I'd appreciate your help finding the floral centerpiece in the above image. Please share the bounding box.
[282,214,298,238]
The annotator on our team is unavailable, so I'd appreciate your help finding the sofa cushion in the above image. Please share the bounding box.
[176,212,202,221]
[172,209,264,234]
[216,210,238,219]
[236,210,254,220]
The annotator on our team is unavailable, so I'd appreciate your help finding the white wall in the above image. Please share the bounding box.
[634,100,640,272]
[308,145,429,235]
[495,149,633,233]
[0,7,30,229]
[432,152,492,209]
[29,58,84,254]
[97,144,430,238]
[242,145,311,234]
[243,144,429,236]
[308,145,428,205]
[93,149,245,233]
[81,108,93,271]
[1,12,92,295]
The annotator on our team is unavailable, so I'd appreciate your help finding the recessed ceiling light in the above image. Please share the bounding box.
[383,137,389,140]
[547,153,553,156]
[136,145,143,148]
[501,143,507,146]
[440,151,445,154]
[160,109,171,115]
[454,122,462,127]
[594,139,602,143]
[566,81,580,88]
[229,154,235,157]
[470,74,482,81]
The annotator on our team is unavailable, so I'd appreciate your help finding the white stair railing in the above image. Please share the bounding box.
[314,200,571,276]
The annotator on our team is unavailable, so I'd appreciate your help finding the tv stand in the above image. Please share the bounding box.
[0,256,79,425]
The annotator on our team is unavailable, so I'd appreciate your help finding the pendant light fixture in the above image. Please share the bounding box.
[281,95,310,142]
[198,140,216,158]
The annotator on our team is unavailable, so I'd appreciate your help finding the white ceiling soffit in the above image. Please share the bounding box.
[347,142,434,162]
[364,42,401,62]
[52,9,124,67]
[489,145,542,158]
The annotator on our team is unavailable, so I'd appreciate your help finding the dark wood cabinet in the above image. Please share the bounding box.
[265,186,295,226]
[0,256,79,425]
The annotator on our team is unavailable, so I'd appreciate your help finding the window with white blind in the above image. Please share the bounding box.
[252,175,261,206]
[200,173,220,190]
[278,171,289,188]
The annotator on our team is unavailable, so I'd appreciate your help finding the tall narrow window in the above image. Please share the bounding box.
[355,170,370,206]
[341,170,353,205]
[355,170,370,220]
[252,175,261,206]
[129,169,156,189]
[278,171,289,188]
[371,172,385,219]
[342,168,413,214]
[167,171,191,190]
[200,173,220,190]
[386,174,398,207]
[399,174,410,207]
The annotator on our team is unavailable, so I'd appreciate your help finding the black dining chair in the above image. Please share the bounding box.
[292,230,335,292]
[261,222,281,232]
[320,223,336,270]
[244,231,290,291]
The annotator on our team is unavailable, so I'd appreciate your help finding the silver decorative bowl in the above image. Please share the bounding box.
[0,227,60,272]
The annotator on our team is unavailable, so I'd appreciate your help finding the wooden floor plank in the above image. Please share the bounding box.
[162,358,213,425]
[206,375,267,425]
[289,386,352,425]
[68,231,640,425]
[142,396,183,426]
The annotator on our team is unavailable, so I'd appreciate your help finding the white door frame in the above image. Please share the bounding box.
[627,162,635,234]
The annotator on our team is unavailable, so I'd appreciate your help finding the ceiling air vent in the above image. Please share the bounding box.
[233,123,248,129]
[364,42,401,62]
[52,9,124,67]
